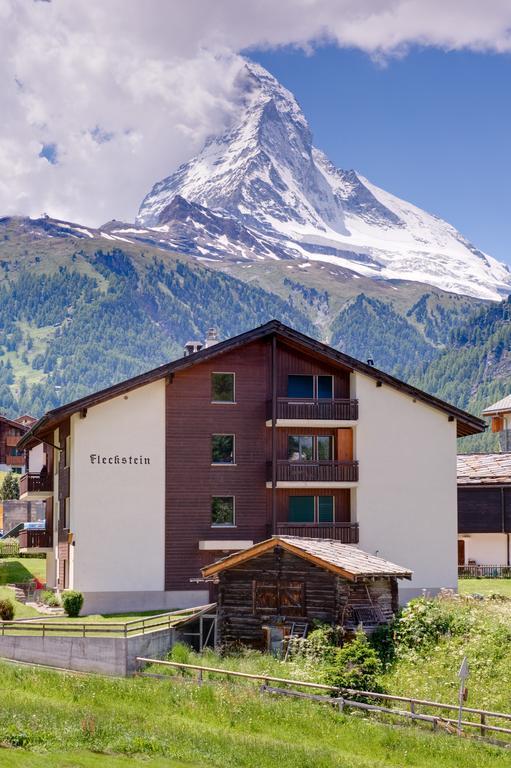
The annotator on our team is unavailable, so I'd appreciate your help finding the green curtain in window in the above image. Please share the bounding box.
[318,496,334,522]
[288,496,315,522]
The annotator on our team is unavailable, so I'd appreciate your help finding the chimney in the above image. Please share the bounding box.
[204,328,219,348]
[184,340,203,357]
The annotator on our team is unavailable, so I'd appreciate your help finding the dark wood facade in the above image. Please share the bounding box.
[0,416,27,469]
[165,338,358,591]
[57,420,71,589]
[215,547,399,648]
[458,486,511,534]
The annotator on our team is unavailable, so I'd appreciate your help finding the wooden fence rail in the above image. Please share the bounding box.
[458,565,511,579]
[136,659,511,744]
[0,604,215,638]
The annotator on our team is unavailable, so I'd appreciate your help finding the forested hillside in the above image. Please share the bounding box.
[412,296,511,452]
[0,216,501,428]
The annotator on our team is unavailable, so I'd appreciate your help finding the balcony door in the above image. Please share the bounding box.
[287,375,333,399]
[288,495,334,523]
[288,435,333,462]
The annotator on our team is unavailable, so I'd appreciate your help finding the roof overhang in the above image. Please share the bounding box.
[201,536,412,581]
[18,319,485,449]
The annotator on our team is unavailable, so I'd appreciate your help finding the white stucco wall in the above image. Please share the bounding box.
[70,380,166,593]
[353,373,458,598]
[460,533,509,565]
[28,443,45,473]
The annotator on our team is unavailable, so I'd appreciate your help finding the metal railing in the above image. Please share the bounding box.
[136,659,511,743]
[270,460,359,483]
[458,565,511,579]
[276,522,359,543]
[19,473,53,496]
[268,398,358,421]
[0,604,216,638]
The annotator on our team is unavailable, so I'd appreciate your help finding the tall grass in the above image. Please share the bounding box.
[0,658,509,767]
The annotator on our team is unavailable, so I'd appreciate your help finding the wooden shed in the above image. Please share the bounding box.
[202,536,412,649]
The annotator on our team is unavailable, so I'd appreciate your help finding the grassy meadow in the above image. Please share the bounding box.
[0,659,509,768]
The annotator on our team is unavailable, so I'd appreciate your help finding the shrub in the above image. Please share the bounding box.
[290,622,343,663]
[370,622,397,668]
[169,642,191,665]
[0,598,15,621]
[41,590,61,608]
[62,590,84,617]
[394,596,472,650]
[322,631,385,694]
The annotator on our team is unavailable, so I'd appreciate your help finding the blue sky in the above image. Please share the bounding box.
[250,46,511,264]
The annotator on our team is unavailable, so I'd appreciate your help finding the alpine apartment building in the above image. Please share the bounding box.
[18,320,485,613]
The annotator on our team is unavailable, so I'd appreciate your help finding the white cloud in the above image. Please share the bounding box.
[2,0,511,225]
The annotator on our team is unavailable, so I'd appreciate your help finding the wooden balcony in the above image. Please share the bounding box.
[19,472,53,499]
[268,460,359,486]
[6,455,24,467]
[5,435,22,447]
[276,522,359,544]
[19,528,53,551]
[266,398,358,426]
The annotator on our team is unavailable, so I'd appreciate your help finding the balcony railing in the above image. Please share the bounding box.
[6,455,24,467]
[19,472,53,496]
[268,398,358,422]
[269,460,359,483]
[277,522,359,543]
[18,528,53,549]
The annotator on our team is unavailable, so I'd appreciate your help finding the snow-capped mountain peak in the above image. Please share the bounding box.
[135,59,510,301]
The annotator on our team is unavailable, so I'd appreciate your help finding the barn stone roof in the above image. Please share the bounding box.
[201,535,412,581]
[457,453,511,485]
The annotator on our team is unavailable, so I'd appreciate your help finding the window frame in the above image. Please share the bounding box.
[211,372,236,404]
[211,495,236,527]
[287,495,335,524]
[211,434,236,465]
[287,434,335,462]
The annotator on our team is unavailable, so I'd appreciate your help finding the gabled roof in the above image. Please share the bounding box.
[18,319,485,449]
[457,453,511,485]
[482,395,511,416]
[0,414,28,433]
[201,536,412,581]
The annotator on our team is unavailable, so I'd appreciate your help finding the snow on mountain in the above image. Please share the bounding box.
[135,59,511,301]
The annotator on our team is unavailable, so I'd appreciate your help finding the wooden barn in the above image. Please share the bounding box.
[202,536,412,649]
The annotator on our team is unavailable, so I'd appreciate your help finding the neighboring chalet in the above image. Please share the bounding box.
[201,536,412,648]
[0,413,34,473]
[458,395,511,572]
[17,320,485,614]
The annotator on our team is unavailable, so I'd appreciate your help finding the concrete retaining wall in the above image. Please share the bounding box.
[0,627,175,675]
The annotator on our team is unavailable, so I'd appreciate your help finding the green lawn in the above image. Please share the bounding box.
[0,661,508,768]
[0,752,194,768]
[459,578,511,597]
[0,558,47,585]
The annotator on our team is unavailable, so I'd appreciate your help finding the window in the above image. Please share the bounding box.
[253,580,305,616]
[317,435,333,461]
[288,496,315,523]
[211,373,235,403]
[64,435,71,468]
[64,497,71,530]
[288,495,334,523]
[288,435,333,461]
[287,435,313,461]
[287,374,333,399]
[212,435,235,464]
[318,496,334,522]
[317,375,333,399]
[211,496,235,526]
[287,375,314,398]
